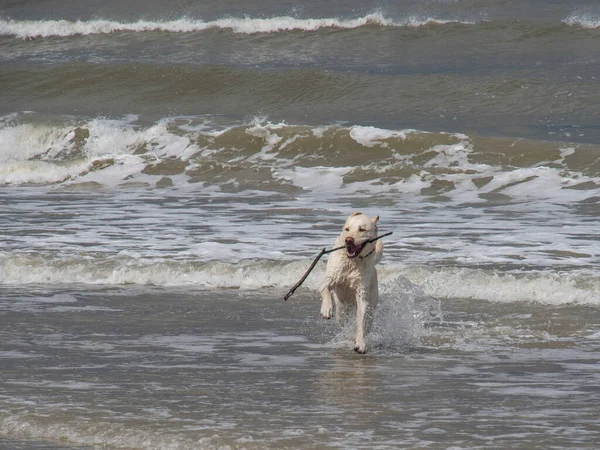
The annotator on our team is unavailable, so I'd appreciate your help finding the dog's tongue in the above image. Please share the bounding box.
[346,243,362,258]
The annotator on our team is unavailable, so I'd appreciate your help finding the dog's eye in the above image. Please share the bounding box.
[358,226,366,232]
[344,227,350,231]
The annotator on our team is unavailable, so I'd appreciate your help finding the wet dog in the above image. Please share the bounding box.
[320,212,383,353]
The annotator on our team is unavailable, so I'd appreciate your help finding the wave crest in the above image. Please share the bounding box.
[0,13,472,39]
[1,252,598,306]
[1,116,598,207]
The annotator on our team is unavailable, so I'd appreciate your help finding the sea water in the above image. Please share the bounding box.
[1,1,599,448]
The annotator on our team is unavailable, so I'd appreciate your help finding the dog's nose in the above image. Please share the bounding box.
[345,237,354,245]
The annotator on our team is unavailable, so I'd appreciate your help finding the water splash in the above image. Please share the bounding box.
[370,276,443,353]
[325,276,442,354]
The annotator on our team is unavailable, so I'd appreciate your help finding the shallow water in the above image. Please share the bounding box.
[0,284,599,449]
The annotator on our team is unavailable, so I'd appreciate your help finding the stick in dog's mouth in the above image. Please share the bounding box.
[346,241,369,258]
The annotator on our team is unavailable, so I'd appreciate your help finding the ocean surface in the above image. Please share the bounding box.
[1,0,599,448]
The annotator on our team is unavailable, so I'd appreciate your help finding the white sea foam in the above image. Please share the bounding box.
[0,13,473,39]
[274,166,349,192]
[349,126,416,147]
[0,413,218,450]
[563,13,600,29]
[0,160,85,185]
[0,116,198,186]
[397,267,600,306]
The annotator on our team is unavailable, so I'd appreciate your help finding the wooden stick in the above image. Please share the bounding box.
[283,248,326,301]
[283,231,392,301]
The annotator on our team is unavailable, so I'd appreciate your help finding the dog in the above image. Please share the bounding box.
[320,212,383,354]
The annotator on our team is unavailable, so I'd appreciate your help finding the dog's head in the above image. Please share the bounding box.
[341,212,379,259]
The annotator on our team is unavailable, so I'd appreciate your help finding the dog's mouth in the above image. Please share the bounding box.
[346,241,369,259]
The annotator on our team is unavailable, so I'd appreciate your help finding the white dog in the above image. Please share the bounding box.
[320,212,383,354]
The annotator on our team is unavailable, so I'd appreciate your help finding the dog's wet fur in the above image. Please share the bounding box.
[320,212,383,353]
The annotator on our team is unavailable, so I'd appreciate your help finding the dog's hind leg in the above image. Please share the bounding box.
[333,292,351,326]
[320,285,334,320]
[365,273,379,335]
[354,285,368,354]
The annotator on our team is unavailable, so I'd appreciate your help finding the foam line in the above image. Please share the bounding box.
[1,252,598,306]
[0,13,471,39]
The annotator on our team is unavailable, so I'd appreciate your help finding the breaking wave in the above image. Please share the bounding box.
[0,13,473,39]
[3,13,597,40]
[1,252,598,306]
[1,114,598,203]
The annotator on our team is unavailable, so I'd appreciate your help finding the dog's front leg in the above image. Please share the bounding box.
[354,284,368,354]
[320,285,334,320]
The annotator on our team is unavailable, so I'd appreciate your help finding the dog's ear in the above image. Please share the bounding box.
[351,211,363,217]
[371,215,380,224]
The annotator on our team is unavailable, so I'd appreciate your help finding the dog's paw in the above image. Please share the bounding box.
[354,340,367,354]
[320,306,333,320]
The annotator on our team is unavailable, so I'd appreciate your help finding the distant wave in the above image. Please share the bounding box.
[0,13,473,39]
[6,14,598,40]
